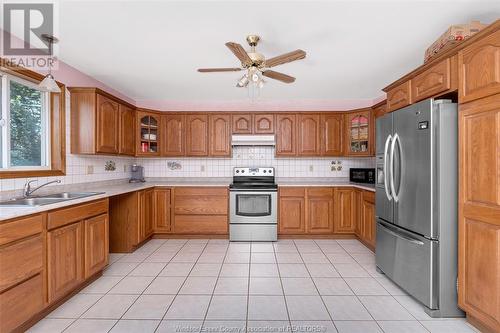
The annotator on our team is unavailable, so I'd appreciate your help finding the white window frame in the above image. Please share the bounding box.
[0,72,51,171]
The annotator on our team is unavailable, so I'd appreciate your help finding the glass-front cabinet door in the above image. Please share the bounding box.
[346,111,372,156]
[137,111,160,156]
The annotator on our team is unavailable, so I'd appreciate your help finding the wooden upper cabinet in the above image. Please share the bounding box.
[345,110,372,156]
[119,104,135,155]
[459,29,500,103]
[232,114,253,134]
[412,58,453,103]
[84,214,108,278]
[458,94,500,332]
[96,94,120,154]
[321,113,344,156]
[47,222,84,303]
[279,188,306,234]
[210,114,231,157]
[186,115,209,156]
[70,87,134,156]
[161,115,185,156]
[137,111,160,156]
[298,114,321,156]
[276,114,297,156]
[306,188,334,234]
[387,81,412,112]
[254,114,275,134]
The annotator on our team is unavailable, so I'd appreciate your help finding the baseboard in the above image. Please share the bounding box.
[467,313,498,333]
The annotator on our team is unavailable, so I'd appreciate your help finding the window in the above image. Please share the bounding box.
[0,73,50,170]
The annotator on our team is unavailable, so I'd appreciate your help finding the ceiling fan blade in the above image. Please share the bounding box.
[198,67,242,72]
[225,42,253,66]
[265,49,306,68]
[262,70,296,83]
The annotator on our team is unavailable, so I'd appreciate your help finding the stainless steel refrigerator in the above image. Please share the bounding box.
[375,98,463,317]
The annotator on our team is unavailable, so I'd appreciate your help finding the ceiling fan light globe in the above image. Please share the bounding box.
[39,74,61,92]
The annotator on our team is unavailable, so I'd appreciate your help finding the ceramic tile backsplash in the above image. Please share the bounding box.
[137,147,375,178]
[0,89,135,192]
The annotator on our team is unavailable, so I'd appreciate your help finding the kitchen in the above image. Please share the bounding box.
[0,1,499,333]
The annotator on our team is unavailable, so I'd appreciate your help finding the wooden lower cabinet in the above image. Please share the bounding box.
[279,188,306,234]
[333,188,355,233]
[139,189,155,241]
[47,222,84,303]
[84,214,109,278]
[154,188,171,233]
[172,187,228,234]
[307,188,334,234]
[360,191,376,249]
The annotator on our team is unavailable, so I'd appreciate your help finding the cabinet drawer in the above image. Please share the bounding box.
[174,196,228,215]
[0,273,44,333]
[48,199,108,230]
[0,235,43,292]
[307,187,333,197]
[411,58,451,102]
[279,187,305,197]
[173,215,228,234]
[174,187,228,197]
[387,81,412,112]
[0,214,43,246]
[363,190,375,203]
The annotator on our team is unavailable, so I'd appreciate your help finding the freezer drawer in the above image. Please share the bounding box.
[376,220,438,309]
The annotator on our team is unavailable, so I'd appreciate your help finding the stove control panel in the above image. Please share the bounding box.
[233,167,274,177]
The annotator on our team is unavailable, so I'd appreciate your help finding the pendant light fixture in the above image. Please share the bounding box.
[39,34,61,93]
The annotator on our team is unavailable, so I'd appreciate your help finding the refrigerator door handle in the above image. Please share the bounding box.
[383,134,393,201]
[379,221,425,246]
[389,133,399,202]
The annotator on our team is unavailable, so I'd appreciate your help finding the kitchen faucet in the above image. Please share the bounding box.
[23,179,61,198]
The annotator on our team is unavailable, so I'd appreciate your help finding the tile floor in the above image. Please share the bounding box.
[29,239,479,333]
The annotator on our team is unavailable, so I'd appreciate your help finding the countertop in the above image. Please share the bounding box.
[0,177,374,221]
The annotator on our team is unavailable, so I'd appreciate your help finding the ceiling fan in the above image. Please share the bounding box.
[197,35,306,88]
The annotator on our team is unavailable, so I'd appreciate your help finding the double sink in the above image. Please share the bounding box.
[0,192,105,207]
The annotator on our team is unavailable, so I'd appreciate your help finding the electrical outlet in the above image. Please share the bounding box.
[87,165,94,174]
[200,165,205,172]
[309,165,314,172]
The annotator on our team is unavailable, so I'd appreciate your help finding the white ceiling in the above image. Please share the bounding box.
[15,1,500,105]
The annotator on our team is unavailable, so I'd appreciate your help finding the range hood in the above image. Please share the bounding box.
[231,134,275,146]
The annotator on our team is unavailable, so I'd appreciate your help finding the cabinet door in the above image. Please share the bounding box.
[96,94,119,154]
[276,114,297,156]
[209,114,231,157]
[354,189,363,237]
[306,188,334,234]
[232,114,253,134]
[47,222,84,302]
[458,95,500,332]
[362,199,376,248]
[137,112,160,156]
[279,196,305,234]
[411,58,452,103]
[186,115,209,156]
[84,214,109,278]
[155,188,171,232]
[334,188,355,233]
[345,111,373,156]
[119,104,135,155]
[139,189,155,241]
[162,115,185,156]
[298,114,321,156]
[254,114,275,134]
[321,113,344,156]
[387,81,412,112]
[459,30,500,103]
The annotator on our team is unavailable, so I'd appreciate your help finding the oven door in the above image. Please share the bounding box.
[230,190,277,224]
